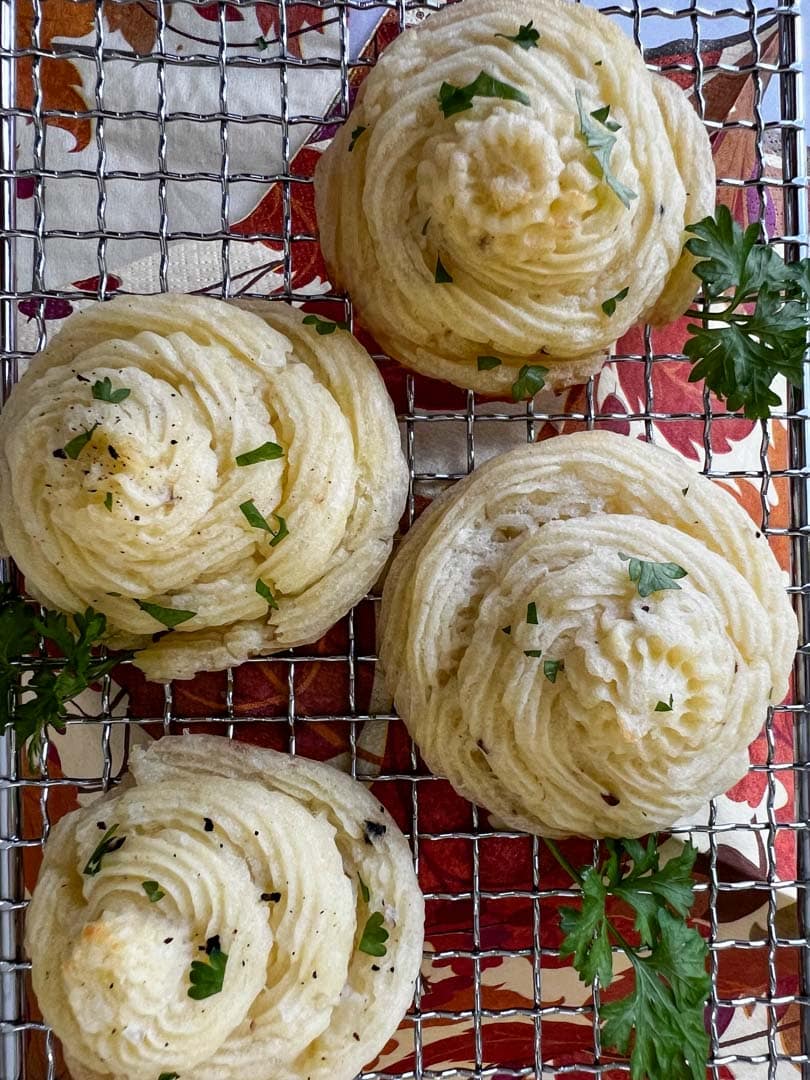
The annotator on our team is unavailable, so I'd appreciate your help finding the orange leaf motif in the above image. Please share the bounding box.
[105,2,166,55]
[16,0,95,152]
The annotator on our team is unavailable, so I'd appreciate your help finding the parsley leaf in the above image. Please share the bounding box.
[524,649,543,658]
[158,1074,180,1080]
[84,823,126,876]
[526,601,539,625]
[255,35,270,51]
[104,492,113,512]
[559,865,613,987]
[358,911,389,957]
[63,423,98,460]
[477,355,501,371]
[438,70,530,119]
[349,125,367,152]
[550,837,709,1080]
[543,658,563,683]
[235,442,283,467]
[142,880,165,902]
[0,588,128,773]
[239,500,288,547]
[495,20,539,49]
[92,377,130,404]
[511,364,548,401]
[655,694,674,713]
[255,578,279,610]
[575,91,637,209]
[136,600,197,629]
[435,256,453,284]
[188,945,228,1000]
[601,910,710,1080]
[618,552,687,598]
[302,314,349,335]
[683,206,810,419]
[602,287,629,316]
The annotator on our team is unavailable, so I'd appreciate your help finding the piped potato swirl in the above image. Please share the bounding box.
[26,735,424,1080]
[0,295,407,681]
[379,431,796,838]
[314,0,715,393]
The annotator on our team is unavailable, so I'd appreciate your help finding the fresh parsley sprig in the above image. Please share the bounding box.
[0,587,129,772]
[548,835,709,1080]
[684,206,810,419]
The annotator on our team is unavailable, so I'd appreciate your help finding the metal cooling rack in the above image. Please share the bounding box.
[0,0,808,1077]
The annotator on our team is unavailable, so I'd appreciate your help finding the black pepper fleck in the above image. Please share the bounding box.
[204,817,214,832]
[363,820,387,844]
[108,445,119,460]
[261,891,282,902]
[52,449,67,459]
[205,935,221,955]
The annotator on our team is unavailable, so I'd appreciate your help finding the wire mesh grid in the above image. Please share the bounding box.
[0,0,808,1077]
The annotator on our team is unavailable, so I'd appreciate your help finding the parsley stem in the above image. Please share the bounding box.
[543,838,584,886]
[604,915,638,955]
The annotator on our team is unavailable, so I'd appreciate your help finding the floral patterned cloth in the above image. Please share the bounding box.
[11,3,804,1076]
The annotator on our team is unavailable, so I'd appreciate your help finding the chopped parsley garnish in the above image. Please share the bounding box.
[256,578,279,609]
[549,835,709,1080]
[435,256,453,284]
[349,125,367,152]
[142,880,165,902]
[158,1074,180,1080]
[683,205,810,418]
[477,355,501,371]
[358,872,370,903]
[136,600,197,628]
[92,376,130,404]
[235,442,284,467]
[83,824,126,876]
[543,659,563,683]
[575,90,637,209]
[524,649,543,658]
[302,314,349,335]
[526,601,539,625]
[104,492,113,512]
[358,911,389,957]
[501,625,512,636]
[655,695,674,713]
[239,500,288,547]
[188,944,228,1000]
[255,35,269,51]
[495,20,540,49]
[0,591,128,773]
[511,364,548,401]
[602,287,630,316]
[63,423,98,461]
[619,553,687,598]
[438,70,531,119]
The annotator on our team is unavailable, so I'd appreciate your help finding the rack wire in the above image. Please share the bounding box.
[0,0,808,1077]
